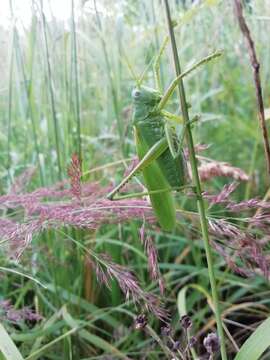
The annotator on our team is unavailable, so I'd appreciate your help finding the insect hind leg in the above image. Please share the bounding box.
[107,137,169,200]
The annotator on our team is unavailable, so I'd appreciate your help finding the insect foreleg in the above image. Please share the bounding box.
[164,123,178,159]
[107,137,169,200]
[161,110,183,124]
[164,115,199,158]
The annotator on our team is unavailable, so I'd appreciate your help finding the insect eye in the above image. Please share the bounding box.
[132,89,141,98]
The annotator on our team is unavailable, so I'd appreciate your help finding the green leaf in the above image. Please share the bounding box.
[234,316,270,360]
[0,323,24,360]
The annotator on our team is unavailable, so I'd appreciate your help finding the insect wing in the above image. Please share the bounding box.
[157,124,188,189]
[134,127,176,231]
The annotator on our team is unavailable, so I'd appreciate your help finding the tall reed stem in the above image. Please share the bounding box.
[71,0,82,162]
[40,0,62,180]
[163,1,227,359]
[14,20,45,186]
[93,0,125,156]
[7,26,14,183]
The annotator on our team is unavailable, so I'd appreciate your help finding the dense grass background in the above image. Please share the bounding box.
[1,0,270,359]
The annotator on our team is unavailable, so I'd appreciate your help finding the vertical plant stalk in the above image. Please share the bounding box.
[93,0,125,155]
[234,0,270,176]
[13,16,44,186]
[163,1,227,359]
[7,25,15,183]
[71,0,82,162]
[40,0,62,179]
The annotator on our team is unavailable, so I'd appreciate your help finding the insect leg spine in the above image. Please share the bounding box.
[115,164,142,194]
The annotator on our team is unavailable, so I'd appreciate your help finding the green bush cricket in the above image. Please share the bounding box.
[107,50,221,231]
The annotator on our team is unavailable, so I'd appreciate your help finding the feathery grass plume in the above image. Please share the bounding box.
[0,218,18,239]
[209,159,246,183]
[10,167,36,194]
[0,170,167,319]
[227,198,270,211]
[212,241,253,277]
[184,143,210,158]
[2,165,270,280]
[0,299,42,323]
[89,253,168,321]
[139,223,164,294]
[145,235,165,294]
[145,236,159,280]
[0,196,154,258]
[247,212,270,234]
[0,177,154,221]
[0,175,155,261]
[67,153,82,200]
[8,220,44,260]
[198,161,249,182]
[209,218,242,238]
[204,182,239,205]
[209,218,269,277]
[0,180,71,211]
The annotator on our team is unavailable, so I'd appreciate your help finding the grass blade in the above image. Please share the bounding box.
[234,316,270,360]
[0,323,24,360]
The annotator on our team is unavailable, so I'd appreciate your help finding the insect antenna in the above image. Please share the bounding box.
[138,35,169,90]
[122,49,141,88]
[137,56,155,87]
[123,36,169,90]
[137,43,167,88]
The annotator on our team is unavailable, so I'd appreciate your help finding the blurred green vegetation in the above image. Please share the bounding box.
[1,0,270,359]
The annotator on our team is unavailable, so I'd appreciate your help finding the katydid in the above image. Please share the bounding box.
[107,51,221,231]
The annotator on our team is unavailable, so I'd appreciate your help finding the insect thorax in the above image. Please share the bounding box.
[134,113,165,147]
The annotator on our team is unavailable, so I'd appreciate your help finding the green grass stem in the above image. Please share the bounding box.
[163,1,227,359]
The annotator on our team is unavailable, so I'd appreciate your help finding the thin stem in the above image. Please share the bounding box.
[40,0,62,179]
[145,326,176,359]
[7,23,15,183]
[163,1,227,359]
[71,0,82,162]
[93,0,125,156]
[234,0,270,177]
[14,15,45,185]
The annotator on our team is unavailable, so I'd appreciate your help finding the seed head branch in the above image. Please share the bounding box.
[234,0,270,176]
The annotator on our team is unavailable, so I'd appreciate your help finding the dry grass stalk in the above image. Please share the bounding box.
[234,0,270,175]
